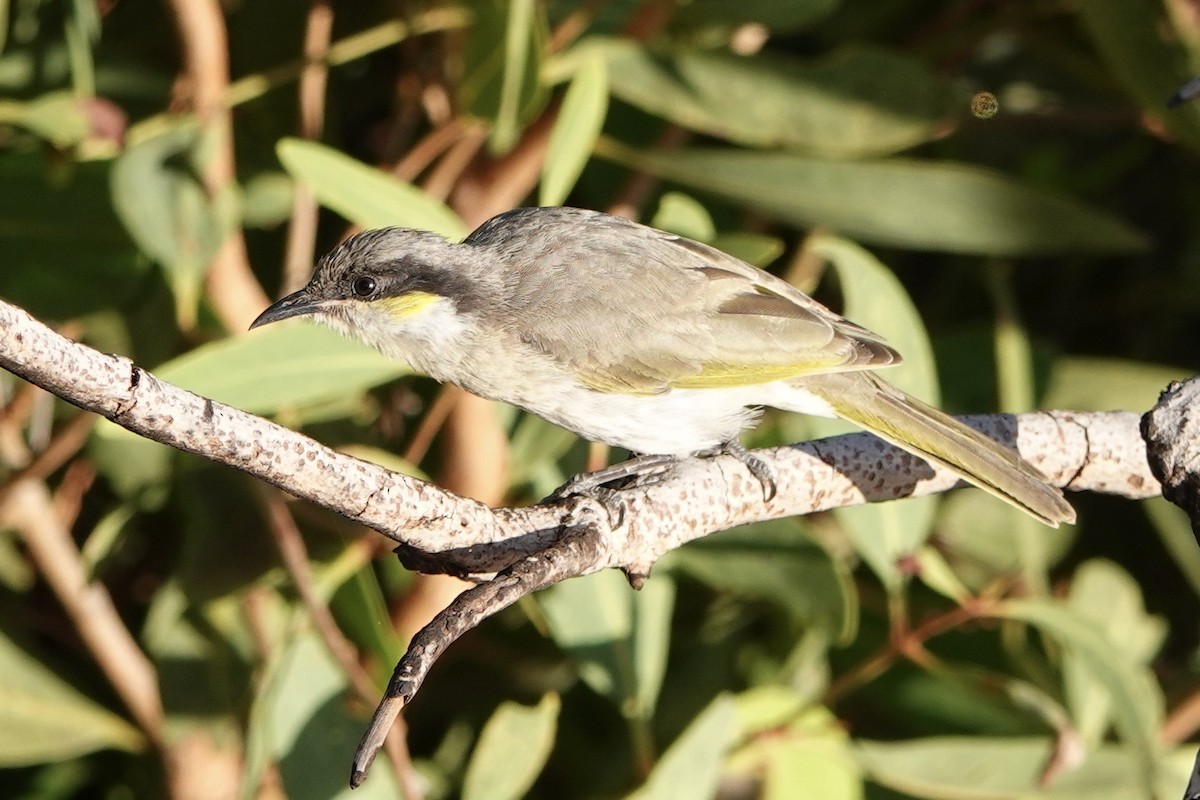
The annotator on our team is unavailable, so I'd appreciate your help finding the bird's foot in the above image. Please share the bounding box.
[550,442,776,503]
[700,440,777,501]
[551,452,682,501]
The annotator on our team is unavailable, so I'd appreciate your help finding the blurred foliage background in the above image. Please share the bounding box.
[1,0,1199,798]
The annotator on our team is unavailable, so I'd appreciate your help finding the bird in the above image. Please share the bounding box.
[250,206,1074,526]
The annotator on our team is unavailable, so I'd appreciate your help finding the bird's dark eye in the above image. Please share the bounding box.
[352,275,378,297]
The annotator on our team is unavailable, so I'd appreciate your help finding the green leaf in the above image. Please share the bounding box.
[651,192,717,242]
[541,53,608,206]
[1076,0,1200,152]
[625,695,737,800]
[858,737,1188,799]
[673,0,840,34]
[111,119,235,329]
[1041,357,1188,412]
[458,0,549,154]
[757,706,862,800]
[711,232,784,267]
[462,693,560,800]
[154,321,410,415]
[592,40,953,157]
[276,138,467,237]
[0,92,89,147]
[540,570,675,721]
[936,490,1077,591]
[1063,560,1166,744]
[0,630,142,765]
[0,152,144,320]
[804,235,939,588]
[999,599,1163,790]
[667,521,857,644]
[1143,496,1200,600]
[266,632,401,799]
[240,171,295,228]
[596,142,1148,256]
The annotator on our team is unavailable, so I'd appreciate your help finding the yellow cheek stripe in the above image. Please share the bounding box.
[380,291,441,319]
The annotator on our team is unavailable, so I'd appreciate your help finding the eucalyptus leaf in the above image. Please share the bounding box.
[1063,560,1165,745]
[668,521,857,643]
[154,321,410,415]
[805,235,939,588]
[625,695,737,800]
[1076,0,1200,152]
[597,142,1148,256]
[458,0,548,154]
[858,736,1188,799]
[999,599,1163,791]
[267,632,401,798]
[541,53,608,206]
[276,138,466,237]
[594,40,954,157]
[110,120,235,329]
[540,570,674,721]
[1041,357,1188,412]
[0,630,142,766]
[675,0,840,34]
[462,693,560,800]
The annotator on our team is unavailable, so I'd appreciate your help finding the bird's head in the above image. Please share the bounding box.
[250,228,488,359]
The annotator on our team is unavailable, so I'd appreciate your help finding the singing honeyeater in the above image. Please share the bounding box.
[250,206,1074,526]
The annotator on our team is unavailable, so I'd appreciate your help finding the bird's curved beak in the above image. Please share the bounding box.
[249,289,320,330]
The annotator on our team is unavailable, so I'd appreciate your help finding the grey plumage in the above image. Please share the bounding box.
[251,206,1074,526]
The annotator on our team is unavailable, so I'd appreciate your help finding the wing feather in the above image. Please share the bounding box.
[473,208,899,393]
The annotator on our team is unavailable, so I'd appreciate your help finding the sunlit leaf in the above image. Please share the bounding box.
[590,40,954,157]
[1076,0,1200,152]
[858,737,1188,799]
[462,693,560,800]
[458,0,548,154]
[155,321,410,415]
[651,192,716,242]
[540,570,674,721]
[598,141,1148,256]
[276,138,466,237]
[1063,560,1166,745]
[804,235,939,588]
[999,599,1163,791]
[111,119,234,329]
[266,632,400,798]
[1042,357,1188,412]
[541,53,608,206]
[625,695,737,800]
[0,630,142,765]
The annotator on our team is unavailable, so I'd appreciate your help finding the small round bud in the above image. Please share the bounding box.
[971,91,999,119]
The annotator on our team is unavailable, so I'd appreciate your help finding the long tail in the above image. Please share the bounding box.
[798,371,1075,527]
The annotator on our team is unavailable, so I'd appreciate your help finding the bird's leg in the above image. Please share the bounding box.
[551,452,682,499]
[551,441,776,503]
[701,439,777,501]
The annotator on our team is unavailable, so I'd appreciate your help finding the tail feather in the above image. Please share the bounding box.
[800,372,1075,527]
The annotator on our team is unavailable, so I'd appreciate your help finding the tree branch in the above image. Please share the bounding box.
[0,295,1168,785]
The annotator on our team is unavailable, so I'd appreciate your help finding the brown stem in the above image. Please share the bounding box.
[1,480,169,766]
[281,0,334,294]
[258,487,424,798]
[164,0,269,330]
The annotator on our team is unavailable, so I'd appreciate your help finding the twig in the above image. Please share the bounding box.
[281,0,333,294]
[164,0,269,330]
[351,512,606,787]
[258,487,424,799]
[0,480,167,758]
